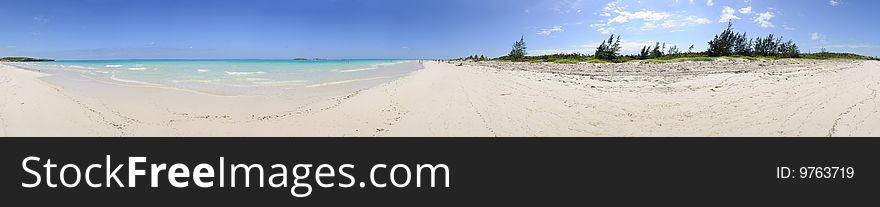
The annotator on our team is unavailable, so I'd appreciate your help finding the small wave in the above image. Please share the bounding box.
[127,67,148,71]
[305,76,391,88]
[105,65,123,68]
[338,67,377,72]
[245,78,270,81]
[171,79,223,84]
[109,75,163,86]
[253,80,309,86]
[374,62,404,67]
[197,69,210,72]
[68,65,89,69]
[225,71,266,75]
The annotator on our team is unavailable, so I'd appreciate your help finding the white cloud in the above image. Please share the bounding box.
[537,26,564,36]
[592,0,712,34]
[600,0,623,17]
[32,16,49,24]
[829,0,840,6]
[689,0,695,4]
[591,23,616,34]
[608,10,671,24]
[707,0,714,6]
[719,6,740,22]
[753,11,775,28]
[739,6,752,14]
[811,32,830,45]
[645,16,711,30]
[530,40,677,56]
[783,25,795,31]
[617,40,675,54]
[811,32,824,40]
[590,40,678,54]
[529,48,594,56]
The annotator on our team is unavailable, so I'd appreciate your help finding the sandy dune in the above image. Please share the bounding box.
[1,59,879,137]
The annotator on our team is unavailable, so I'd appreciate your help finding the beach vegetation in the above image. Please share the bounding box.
[458,54,490,62]
[800,52,878,60]
[707,22,737,56]
[650,42,665,59]
[667,45,680,55]
[707,22,800,58]
[638,46,650,60]
[505,36,528,60]
[594,34,622,62]
[551,59,582,64]
[639,56,716,63]
[475,22,876,64]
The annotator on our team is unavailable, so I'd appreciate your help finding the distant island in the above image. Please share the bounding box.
[292,58,326,60]
[0,57,54,62]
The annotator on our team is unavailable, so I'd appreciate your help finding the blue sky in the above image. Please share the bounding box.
[0,0,877,59]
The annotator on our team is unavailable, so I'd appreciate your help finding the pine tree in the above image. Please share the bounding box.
[610,35,622,60]
[594,40,608,60]
[639,46,650,59]
[754,34,780,56]
[650,42,664,58]
[667,45,680,55]
[753,36,765,56]
[733,32,752,56]
[595,34,621,61]
[707,22,736,56]
[508,36,527,59]
[779,40,800,58]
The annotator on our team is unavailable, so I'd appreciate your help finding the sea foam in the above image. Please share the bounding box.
[338,67,377,72]
[225,71,266,75]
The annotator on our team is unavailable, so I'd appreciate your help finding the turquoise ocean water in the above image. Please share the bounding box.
[13,59,421,95]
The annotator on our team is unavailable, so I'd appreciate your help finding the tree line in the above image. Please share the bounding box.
[706,22,799,58]
[477,22,878,63]
[593,22,800,62]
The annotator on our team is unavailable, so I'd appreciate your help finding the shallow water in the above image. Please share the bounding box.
[13,59,422,95]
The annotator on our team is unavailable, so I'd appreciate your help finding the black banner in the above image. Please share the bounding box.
[1,138,876,206]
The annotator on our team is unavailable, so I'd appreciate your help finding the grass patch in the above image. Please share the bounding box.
[486,51,877,64]
[550,58,582,64]
[585,59,610,63]
[634,57,717,63]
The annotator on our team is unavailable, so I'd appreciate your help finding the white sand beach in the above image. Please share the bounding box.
[1,60,879,137]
